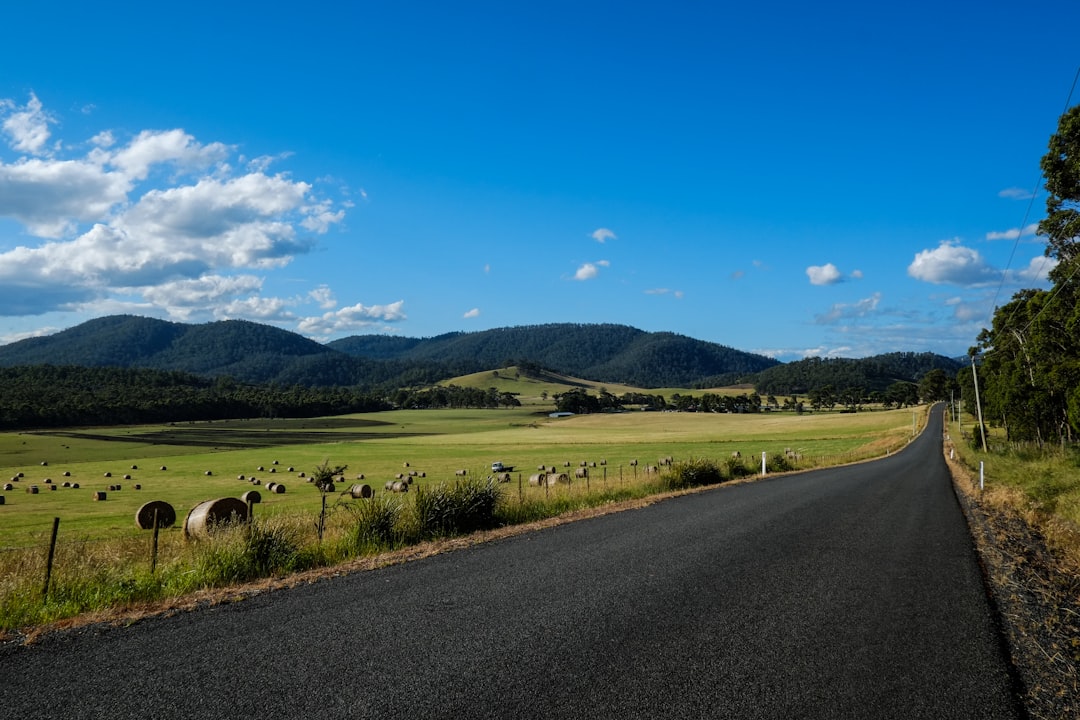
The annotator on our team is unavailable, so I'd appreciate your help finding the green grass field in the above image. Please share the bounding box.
[0,406,921,550]
[440,366,759,404]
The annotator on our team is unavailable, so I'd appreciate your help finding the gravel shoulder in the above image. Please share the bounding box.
[944,434,1080,719]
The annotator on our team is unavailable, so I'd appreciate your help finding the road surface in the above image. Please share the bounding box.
[0,406,1022,719]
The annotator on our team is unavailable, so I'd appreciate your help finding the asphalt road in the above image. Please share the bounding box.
[0,406,1023,719]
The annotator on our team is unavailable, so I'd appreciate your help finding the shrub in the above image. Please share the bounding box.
[726,455,753,478]
[409,477,500,538]
[666,457,724,490]
[766,453,794,473]
[350,495,402,552]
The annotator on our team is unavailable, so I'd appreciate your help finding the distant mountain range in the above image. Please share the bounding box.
[0,316,779,390]
[0,315,963,393]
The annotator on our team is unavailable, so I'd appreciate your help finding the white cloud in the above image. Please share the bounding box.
[1009,255,1058,284]
[591,228,616,243]
[573,259,609,281]
[463,307,480,318]
[1,93,53,155]
[0,94,347,327]
[907,240,1000,286]
[815,292,882,324]
[297,300,407,336]
[998,187,1034,200]
[309,285,337,309]
[109,129,230,181]
[644,288,683,298]
[806,263,843,286]
[986,223,1039,241]
[850,269,863,279]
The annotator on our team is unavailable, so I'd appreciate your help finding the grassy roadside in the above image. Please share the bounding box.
[944,412,1080,718]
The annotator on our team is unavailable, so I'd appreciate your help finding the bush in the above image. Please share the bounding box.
[726,456,753,478]
[409,477,501,538]
[350,495,402,552]
[766,453,793,473]
[666,457,724,490]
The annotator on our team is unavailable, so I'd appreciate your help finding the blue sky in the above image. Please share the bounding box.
[0,1,1076,361]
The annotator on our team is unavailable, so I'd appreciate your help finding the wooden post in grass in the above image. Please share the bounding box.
[150,508,160,575]
[42,517,59,603]
[518,473,523,504]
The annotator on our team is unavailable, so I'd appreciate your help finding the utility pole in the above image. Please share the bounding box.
[970,354,988,453]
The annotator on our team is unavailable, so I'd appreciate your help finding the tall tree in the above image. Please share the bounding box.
[1039,104,1080,262]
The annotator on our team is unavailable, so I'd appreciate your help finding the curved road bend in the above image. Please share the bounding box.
[0,405,1022,719]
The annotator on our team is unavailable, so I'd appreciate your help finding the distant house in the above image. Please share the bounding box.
[549,412,574,418]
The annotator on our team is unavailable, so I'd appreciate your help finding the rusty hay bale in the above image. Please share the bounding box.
[135,501,176,530]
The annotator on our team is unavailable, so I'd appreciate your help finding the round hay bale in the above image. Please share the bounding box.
[103,472,111,477]
[288,467,295,472]
[93,490,106,501]
[630,459,638,466]
[40,461,47,466]
[272,483,285,494]
[548,473,570,485]
[2,483,12,491]
[238,474,246,480]
[63,471,71,477]
[265,481,277,491]
[356,473,365,480]
[251,477,260,485]
[242,490,262,505]
[17,472,24,477]
[395,473,405,480]
[62,481,70,488]
[135,501,176,530]
[44,478,52,484]
[600,459,607,465]
[269,467,276,473]
[403,461,410,468]
[160,465,167,471]
[495,472,511,483]
[528,473,545,486]
[72,483,80,489]
[272,460,279,465]
[134,484,141,490]
[131,464,138,470]
[115,484,122,491]
[257,466,265,471]
[0,496,4,505]
[49,485,56,491]
[10,476,17,483]
[204,470,213,476]
[384,481,394,490]
[349,483,373,499]
[108,485,116,491]
[323,482,335,493]
[298,471,305,477]
[419,472,426,478]
[183,497,249,539]
[123,474,131,480]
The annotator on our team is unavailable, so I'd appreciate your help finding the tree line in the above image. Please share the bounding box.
[971,104,1080,446]
[0,365,389,430]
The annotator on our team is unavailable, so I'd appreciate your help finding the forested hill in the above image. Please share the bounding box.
[753,352,964,395]
[328,324,780,388]
[0,316,778,389]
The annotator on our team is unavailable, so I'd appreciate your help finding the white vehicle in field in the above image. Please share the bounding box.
[490,461,514,473]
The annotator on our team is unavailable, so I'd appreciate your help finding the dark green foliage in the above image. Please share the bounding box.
[754,352,962,396]
[331,323,779,388]
[665,458,724,489]
[766,453,794,473]
[0,364,389,430]
[409,477,501,538]
[726,456,753,478]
